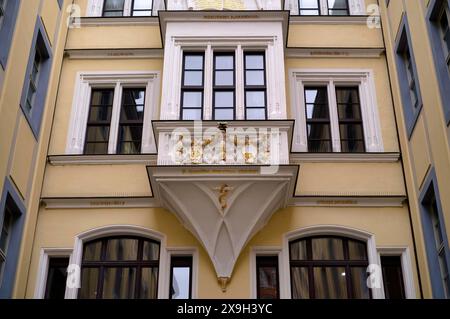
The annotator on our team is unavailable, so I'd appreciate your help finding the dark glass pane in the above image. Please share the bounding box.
[182,109,202,120]
[141,267,158,299]
[215,71,234,86]
[171,267,190,299]
[351,267,371,299]
[122,89,145,106]
[102,267,136,299]
[104,0,125,10]
[120,105,144,121]
[83,241,102,261]
[185,55,203,70]
[381,256,406,299]
[85,126,110,142]
[88,106,112,122]
[328,0,348,9]
[341,140,365,153]
[258,265,278,299]
[118,126,143,143]
[118,141,141,154]
[105,239,139,261]
[215,55,234,69]
[308,140,332,153]
[312,237,344,260]
[91,90,114,106]
[348,240,367,260]
[336,88,360,104]
[306,104,329,120]
[44,258,69,299]
[290,240,308,260]
[339,124,364,140]
[184,71,203,86]
[246,71,265,86]
[215,91,234,108]
[246,91,265,107]
[246,108,266,120]
[337,103,362,120]
[84,142,109,155]
[183,92,202,108]
[0,209,12,253]
[215,109,234,120]
[291,267,309,299]
[79,268,99,299]
[245,55,264,69]
[305,87,328,104]
[313,267,347,299]
[307,124,330,140]
[143,241,160,261]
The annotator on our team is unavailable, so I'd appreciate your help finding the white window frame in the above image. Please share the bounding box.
[34,248,73,299]
[66,71,160,155]
[250,247,285,299]
[286,0,366,16]
[86,0,162,17]
[377,246,417,299]
[160,36,286,120]
[289,69,384,152]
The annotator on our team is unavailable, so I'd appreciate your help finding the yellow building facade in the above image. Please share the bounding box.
[0,0,447,299]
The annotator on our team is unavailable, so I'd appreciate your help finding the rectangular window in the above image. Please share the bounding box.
[213,53,235,120]
[438,4,450,72]
[25,49,42,112]
[117,88,146,154]
[170,256,192,299]
[0,204,12,284]
[132,0,153,16]
[304,87,332,152]
[256,256,279,299]
[84,89,114,155]
[44,257,70,299]
[181,53,204,120]
[381,256,405,299]
[102,0,125,16]
[328,0,349,15]
[298,0,320,15]
[336,87,365,152]
[244,52,267,120]
[0,0,6,29]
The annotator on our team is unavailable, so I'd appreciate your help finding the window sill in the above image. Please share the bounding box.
[289,152,400,163]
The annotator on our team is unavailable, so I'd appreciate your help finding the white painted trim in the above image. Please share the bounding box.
[65,71,160,155]
[66,225,167,299]
[34,248,73,299]
[162,247,199,299]
[249,246,284,299]
[377,246,417,299]
[282,225,384,299]
[289,68,384,153]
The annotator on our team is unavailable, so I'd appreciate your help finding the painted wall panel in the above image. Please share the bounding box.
[410,116,431,188]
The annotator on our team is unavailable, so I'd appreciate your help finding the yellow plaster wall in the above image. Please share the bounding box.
[40,0,61,46]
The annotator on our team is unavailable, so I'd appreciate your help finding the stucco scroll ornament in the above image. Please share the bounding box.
[213,184,234,213]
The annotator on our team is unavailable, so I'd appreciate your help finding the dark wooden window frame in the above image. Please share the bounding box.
[256,255,280,299]
[244,51,267,120]
[131,0,154,16]
[335,86,366,152]
[169,256,193,299]
[180,52,205,120]
[116,87,146,154]
[80,236,160,299]
[304,86,332,152]
[289,235,371,299]
[212,52,236,120]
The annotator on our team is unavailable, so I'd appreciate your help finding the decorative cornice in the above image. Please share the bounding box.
[76,16,160,26]
[289,15,372,25]
[289,196,407,207]
[64,49,164,60]
[285,47,385,58]
[48,154,158,165]
[289,152,400,163]
[41,197,159,209]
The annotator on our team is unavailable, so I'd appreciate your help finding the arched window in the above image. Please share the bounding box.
[289,236,370,299]
[79,236,160,299]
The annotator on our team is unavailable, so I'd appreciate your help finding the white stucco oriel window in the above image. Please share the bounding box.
[86,0,165,17]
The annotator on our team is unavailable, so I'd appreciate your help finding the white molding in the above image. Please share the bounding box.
[249,246,283,299]
[161,247,199,299]
[282,225,384,299]
[288,196,406,207]
[377,246,417,299]
[65,71,160,155]
[66,225,167,299]
[289,152,400,163]
[34,248,73,299]
[41,197,159,209]
[289,68,384,153]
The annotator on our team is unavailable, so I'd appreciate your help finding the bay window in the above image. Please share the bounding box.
[244,52,267,120]
[181,53,204,120]
[213,53,235,120]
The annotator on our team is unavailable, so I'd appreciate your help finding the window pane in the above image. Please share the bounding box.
[133,0,152,10]
[245,71,265,86]
[85,126,110,142]
[291,267,309,299]
[182,109,202,120]
[258,266,278,299]
[350,267,371,299]
[214,108,234,120]
[88,106,112,122]
[307,124,330,140]
[290,240,308,260]
[245,55,264,69]
[381,256,406,299]
[246,108,266,120]
[104,0,125,10]
[215,55,234,69]
[84,142,109,155]
[143,241,160,261]
[313,267,347,299]
[120,105,144,121]
[339,124,364,140]
[215,71,234,86]
[91,90,114,106]
[312,238,344,260]
[0,209,12,253]
[184,71,203,86]
[306,104,329,120]
[300,0,319,9]
[341,140,365,153]
[117,141,141,154]
[183,92,202,108]
[141,267,158,299]
[305,87,328,104]
[44,258,69,299]
[328,0,348,9]
[118,126,143,143]
[214,91,234,108]
[185,55,203,70]
[246,91,265,107]
[308,140,331,153]
[102,268,136,299]
[348,240,367,260]
[105,239,139,261]
[79,268,99,299]
[171,267,190,299]
[336,87,359,104]
[83,241,102,261]
[133,10,151,16]
[123,89,145,105]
